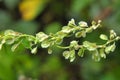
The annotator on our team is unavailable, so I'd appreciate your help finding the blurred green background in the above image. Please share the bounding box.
[0,0,120,80]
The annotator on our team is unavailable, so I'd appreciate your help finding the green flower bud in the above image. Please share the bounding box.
[79,21,88,27]
[63,51,70,59]
[100,34,108,40]
[31,47,37,54]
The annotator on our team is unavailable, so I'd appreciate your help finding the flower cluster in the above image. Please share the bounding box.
[0,19,119,62]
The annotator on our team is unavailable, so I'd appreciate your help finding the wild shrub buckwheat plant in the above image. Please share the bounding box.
[0,19,119,62]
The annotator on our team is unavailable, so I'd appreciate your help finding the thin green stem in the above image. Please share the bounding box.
[56,45,70,49]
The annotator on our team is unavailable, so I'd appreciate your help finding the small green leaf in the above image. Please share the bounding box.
[48,48,52,54]
[31,47,37,54]
[78,48,84,57]
[100,34,108,40]
[41,40,51,48]
[44,22,61,34]
[36,32,48,42]
[63,51,70,59]
[21,38,31,48]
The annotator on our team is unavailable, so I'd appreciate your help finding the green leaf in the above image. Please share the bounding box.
[71,0,92,13]
[83,41,97,51]
[78,48,84,57]
[100,34,108,40]
[41,40,51,48]
[21,38,31,48]
[4,0,19,9]
[31,47,37,54]
[0,11,12,28]
[63,51,70,59]
[13,20,38,34]
[36,32,48,42]
[44,22,61,34]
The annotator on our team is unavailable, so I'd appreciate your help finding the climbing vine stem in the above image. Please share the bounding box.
[0,19,120,62]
